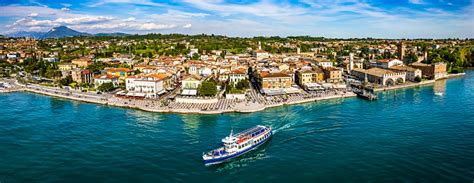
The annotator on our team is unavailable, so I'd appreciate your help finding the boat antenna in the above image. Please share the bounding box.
[230,128,233,137]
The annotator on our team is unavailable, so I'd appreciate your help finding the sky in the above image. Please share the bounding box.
[0,0,473,38]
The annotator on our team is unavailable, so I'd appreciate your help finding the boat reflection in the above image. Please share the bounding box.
[434,79,446,96]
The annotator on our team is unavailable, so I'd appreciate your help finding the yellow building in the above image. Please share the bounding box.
[104,67,133,82]
[71,57,93,68]
[58,63,77,71]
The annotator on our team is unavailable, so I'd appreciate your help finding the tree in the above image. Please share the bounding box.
[192,53,200,60]
[414,76,421,82]
[97,82,115,92]
[235,79,249,90]
[60,75,73,86]
[198,80,217,96]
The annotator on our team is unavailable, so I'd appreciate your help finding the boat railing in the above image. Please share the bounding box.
[205,147,228,158]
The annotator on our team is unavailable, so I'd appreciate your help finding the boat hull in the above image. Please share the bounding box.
[203,131,272,165]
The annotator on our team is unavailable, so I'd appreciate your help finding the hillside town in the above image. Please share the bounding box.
[0,34,471,113]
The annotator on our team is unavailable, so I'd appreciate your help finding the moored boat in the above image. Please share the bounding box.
[202,125,272,165]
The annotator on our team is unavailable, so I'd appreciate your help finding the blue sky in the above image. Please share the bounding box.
[0,0,473,38]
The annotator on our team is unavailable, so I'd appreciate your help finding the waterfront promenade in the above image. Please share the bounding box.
[2,80,355,114]
[0,73,464,114]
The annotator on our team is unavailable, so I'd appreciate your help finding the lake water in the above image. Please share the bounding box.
[1,71,473,182]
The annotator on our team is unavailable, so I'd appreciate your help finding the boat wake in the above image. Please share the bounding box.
[214,148,269,172]
[271,107,308,134]
[272,120,298,134]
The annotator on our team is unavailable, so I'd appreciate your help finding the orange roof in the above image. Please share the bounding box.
[261,72,290,78]
[230,68,246,74]
[255,49,267,53]
[146,73,170,80]
[95,74,118,79]
[104,67,132,72]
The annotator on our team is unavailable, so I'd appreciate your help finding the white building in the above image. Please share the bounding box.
[181,75,202,96]
[43,57,58,63]
[371,59,404,69]
[318,61,334,68]
[229,69,247,85]
[125,76,165,98]
[7,53,18,59]
[188,48,199,56]
[94,74,119,87]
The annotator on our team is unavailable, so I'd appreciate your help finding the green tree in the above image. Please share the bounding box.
[60,75,73,86]
[97,82,115,92]
[198,80,217,96]
[235,79,249,90]
[191,53,200,60]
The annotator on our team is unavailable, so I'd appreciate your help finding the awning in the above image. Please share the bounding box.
[126,92,146,97]
[181,89,197,96]
[261,89,286,96]
[284,87,302,94]
[157,90,166,95]
[304,83,324,90]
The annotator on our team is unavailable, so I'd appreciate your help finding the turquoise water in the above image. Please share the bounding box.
[1,71,474,182]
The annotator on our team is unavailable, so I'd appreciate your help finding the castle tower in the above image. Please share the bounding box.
[398,42,405,60]
[258,41,262,50]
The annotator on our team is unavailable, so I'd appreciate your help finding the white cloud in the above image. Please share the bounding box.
[55,16,114,24]
[28,13,38,17]
[409,0,426,4]
[61,7,70,11]
[74,21,177,31]
[1,1,473,38]
[88,0,166,7]
[182,0,306,17]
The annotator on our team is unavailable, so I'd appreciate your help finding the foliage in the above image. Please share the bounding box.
[59,75,73,86]
[198,80,217,96]
[97,82,115,92]
[86,62,115,74]
[414,76,422,82]
[235,79,249,90]
[428,47,473,68]
[19,57,61,78]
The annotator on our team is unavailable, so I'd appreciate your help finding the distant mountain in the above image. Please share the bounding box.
[40,26,91,39]
[95,32,129,37]
[6,31,45,39]
[6,26,130,39]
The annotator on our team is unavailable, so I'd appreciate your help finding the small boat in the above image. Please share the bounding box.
[202,125,272,165]
[354,89,377,101]
[434,92,444,96]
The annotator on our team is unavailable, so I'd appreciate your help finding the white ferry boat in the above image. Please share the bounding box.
[202,125,272,165]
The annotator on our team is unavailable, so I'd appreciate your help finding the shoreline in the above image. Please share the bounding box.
[373,73,465,92]
[1,73,465,114]
[19,87,357,114]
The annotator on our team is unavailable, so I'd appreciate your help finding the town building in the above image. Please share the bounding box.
[125,75,166,98]
[351,68,406,86]
[71,69,94,84]
[58,63,77,71]
[258,72,299,95]
[181,75,202,96]
[371,59,404,69]
[390,65,422,82]
[317,61,334,68]
[104,67,133,82]
[72,57,93,67]
[323,67,343,83]
[229,69,247,85]
[94,74,119,87]
[410,62,447,80]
